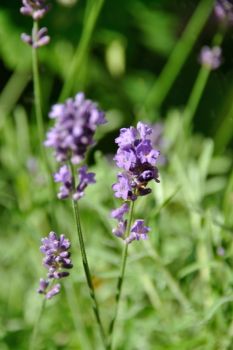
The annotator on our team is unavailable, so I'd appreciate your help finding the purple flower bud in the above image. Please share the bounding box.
[199,46,222,70]
[37,278,49,294]
[45,284,61,299]
[112,220,127,238]
[21,27,50,48]
[111,203,129,221]
[21,33,33,46]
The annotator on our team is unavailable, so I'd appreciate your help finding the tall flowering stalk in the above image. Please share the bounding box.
[183,41,224,131]
[20,0,58,217]
[107,122,160,349]
[20,1,50,157]
[45,92,107,347]
[182,0,233,132]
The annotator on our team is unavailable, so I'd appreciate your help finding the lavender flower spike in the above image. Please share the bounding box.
[111,122,160,243]
[38,231,73,299]
[215,0,233,25]
[112,122,160,201]
[199,46,222,70]
[45,92,106,164]
[20,0,50,20]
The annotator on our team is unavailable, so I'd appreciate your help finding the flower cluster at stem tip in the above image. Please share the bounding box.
[45,92,106,200]
[215,0,233,25]
[20,0,50,48]
[199,46,222,70]
[38,232,73,299]
[111,122,160,244]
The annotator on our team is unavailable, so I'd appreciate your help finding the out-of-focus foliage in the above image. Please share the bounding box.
[0,0,233,349]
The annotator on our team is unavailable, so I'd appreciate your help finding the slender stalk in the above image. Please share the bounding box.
[140,0,214,113]
[107,200,135,350]
[32,21,58,229]
[72,199,107,348]
[183,31,224,131]
[69,162,106,347]
[32,21,46,159]
[29,299,46,350]
[183,65,210,130]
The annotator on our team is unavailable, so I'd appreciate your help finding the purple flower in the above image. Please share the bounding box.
[38,231,73,299]
[136,140,160,166]
[20,0,50,20]
[45,93,106,164]
[112,173,133,201]
[112,220,127,238]
[137,122,152,139]
[73,166,96,200]
[115,127,137,148]
[54,165,72,199]
[45,284,61,299]
[37,278,49,294]
[54,165,96,201]
[125,220,150,244]
[112,122,160,201]
[21,27,50,48]
[114,148,137,171]
[199,46,222,70]
[111,203,129,221]
[215,0,233,25]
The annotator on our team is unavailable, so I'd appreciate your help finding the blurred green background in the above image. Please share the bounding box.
[0,0,233,349]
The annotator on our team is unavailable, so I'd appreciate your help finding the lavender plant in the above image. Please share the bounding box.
[20,0,50,148]
[44,92,107,347]
[108,122,160,349]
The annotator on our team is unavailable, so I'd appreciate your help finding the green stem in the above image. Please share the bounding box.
[183,65,210,130]
[29,299,46,350]
[69,162,106,347]
[59,0,105,101]
[32,21,46,158]
[183,30,224,131]
[140,0,215,113]
[32,21,58,226]
[107,200,135,350]
[72,199,107,348]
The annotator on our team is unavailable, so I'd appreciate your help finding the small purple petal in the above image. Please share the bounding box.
[46,284,61,299]
[112,220,127,237]
[111,203,129,221]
